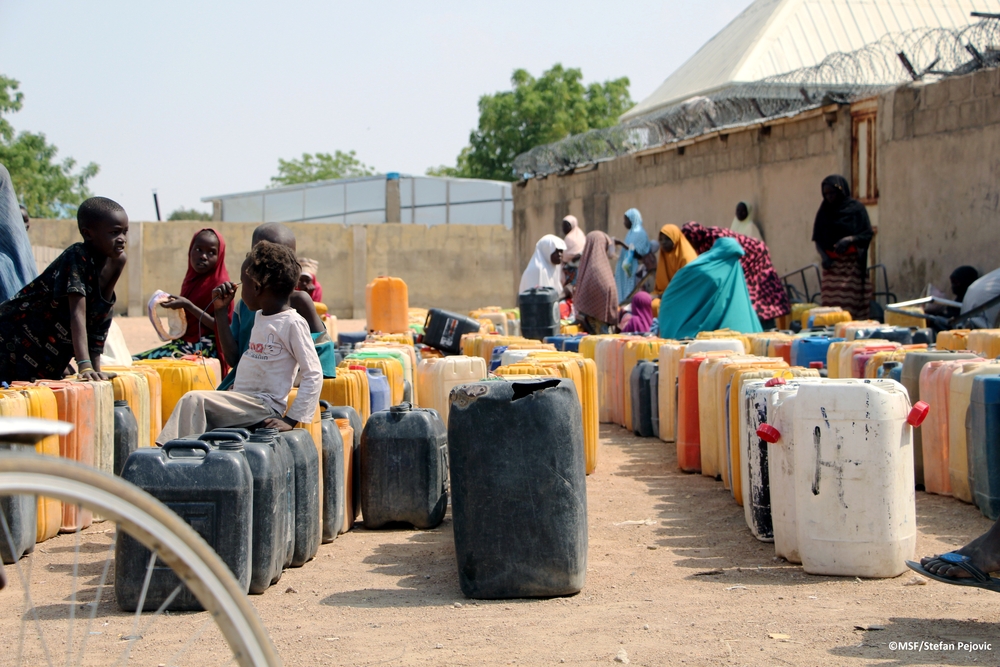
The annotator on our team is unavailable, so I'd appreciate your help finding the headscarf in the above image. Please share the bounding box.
[812,175,873,254]
[562,215,586,259]
[180,228,231,343]
[519,234,567,294]
[682,222,790,321]
[574,231,618,325]
[0,163,37,303]
[298,257,323,302]
[655,224,698,293]
[614,208,652,303]
[657,237,763,339]
[622,291,654,333]
[730,202,763,240]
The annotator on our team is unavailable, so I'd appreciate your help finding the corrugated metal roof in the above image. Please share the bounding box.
[622,0,1000,120]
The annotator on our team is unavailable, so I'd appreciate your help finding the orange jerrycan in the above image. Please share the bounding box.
[335,419,356,532]
[14,385,62,541]
[366,276,409,334]
[38,382,95,532]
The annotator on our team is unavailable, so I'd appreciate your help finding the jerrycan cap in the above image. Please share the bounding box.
[255,427,280,436]
[907,401,930,427]
[809,361,824,369]
[349,365,367,371]
[764,378,786,387]
[756,424,781,443]
[114,399,130,407]
[390,402,413,413]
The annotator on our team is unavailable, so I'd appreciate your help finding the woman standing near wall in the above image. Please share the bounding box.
[655,224,698,296]
[812,175,873,319]
[613,208,651,304]
[574,231,619,334]
[561,215,586,288]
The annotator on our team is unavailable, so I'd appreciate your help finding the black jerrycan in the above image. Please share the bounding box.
[319,400,346,542]
[448,378,587,599]
[115,438,253,611]
[0,444,36,564]
[112,400,139,477]
[630,361,657,437]
[360,403,448,529]
[202,429,288,594]
[257,427,319,567]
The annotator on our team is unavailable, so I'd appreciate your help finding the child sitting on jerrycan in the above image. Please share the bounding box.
[0,196,128,383]
[156,241,322,442]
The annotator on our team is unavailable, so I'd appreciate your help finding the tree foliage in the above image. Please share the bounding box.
[429,64,632,181]
[168,207,212,221]
[270,150,375,187]
[0,75,99,218]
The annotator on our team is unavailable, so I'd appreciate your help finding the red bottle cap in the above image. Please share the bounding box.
[764,378,786,387]
[757,424,781,443]
[349,365,367,371]
[809,361,824,369]
[907,401,930,427]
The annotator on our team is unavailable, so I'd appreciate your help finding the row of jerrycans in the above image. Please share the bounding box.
[741,377,927,578]
[116,403,359,610]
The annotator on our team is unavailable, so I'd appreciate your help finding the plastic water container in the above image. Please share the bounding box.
[0,444,36,564]
[338,331,367,348]
[968,376,1000,519]
[319,403,346,542]
[792,381,921,577]
[366,368,391,413]
[202,429,289,594]
[423,308,482,354]
[685,339,745,355]
[564,337,583,353]
[657,344,684,443]
[360,403,448,529]
[366,276,409,334]
[949,362,1000,502]
[518,287,561,341]
[448,379,587,598]
[856,327,913,345]
[677,357,706,473]
[650,368,660,439]
[902,351,978,487]
[920,357,983,495]
[327,405,363,523]
[415,356,487,425]
[790,337,841,369]
[698,356,741,479]
[258,427,320,567]
[116,439,253,610]
[630,360,657,437]
[501,349,536,367]
[112,400,138,477]
[489,346,508,371]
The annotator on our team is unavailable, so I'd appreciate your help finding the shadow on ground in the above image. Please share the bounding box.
[828,616,1000,665]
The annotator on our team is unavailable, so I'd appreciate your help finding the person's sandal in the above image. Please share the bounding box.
[906,552,1000,592]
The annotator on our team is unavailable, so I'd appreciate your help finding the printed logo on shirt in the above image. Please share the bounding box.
[246,333,285,360]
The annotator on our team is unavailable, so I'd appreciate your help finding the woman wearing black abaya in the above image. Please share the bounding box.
[812,175,873,319]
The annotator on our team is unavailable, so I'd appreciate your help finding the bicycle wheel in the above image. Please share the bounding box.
[0,451,281,666]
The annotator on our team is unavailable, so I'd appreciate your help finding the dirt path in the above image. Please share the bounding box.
[3,424,999,666]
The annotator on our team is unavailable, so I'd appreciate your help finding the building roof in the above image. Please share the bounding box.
[622,0,1000,121]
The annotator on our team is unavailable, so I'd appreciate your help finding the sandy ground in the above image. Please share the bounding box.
[3,422,999,666]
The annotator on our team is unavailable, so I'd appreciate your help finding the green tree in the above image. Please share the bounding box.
[0,75,99,218]
[432,64,631,181]
[270,150,375,187]
[167,207,212,221]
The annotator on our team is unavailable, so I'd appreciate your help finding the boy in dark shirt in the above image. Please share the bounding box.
[0,197,128,382]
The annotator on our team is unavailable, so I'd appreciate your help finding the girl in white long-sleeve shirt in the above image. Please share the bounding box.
[157,241,322,444]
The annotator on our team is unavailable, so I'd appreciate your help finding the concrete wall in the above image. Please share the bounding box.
[513,107,853,292]
[878,68,1000,298]
[27,220,515,319]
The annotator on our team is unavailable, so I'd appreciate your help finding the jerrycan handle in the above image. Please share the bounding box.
[765,378,786,387]
[907,401,930,427]
[162,439,211,455]
[756,424,781,443]
[199,431,244,445]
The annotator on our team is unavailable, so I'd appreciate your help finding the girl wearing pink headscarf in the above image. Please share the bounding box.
[621,291,654,333]
[561,215,586,289]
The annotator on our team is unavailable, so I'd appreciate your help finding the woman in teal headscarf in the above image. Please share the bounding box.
[657,237,763,339]
[614,208,651,304]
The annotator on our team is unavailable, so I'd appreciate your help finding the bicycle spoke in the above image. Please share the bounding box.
[65,509,82,667]
[76,531,117,665]
[0,505,53,667]
[136,583,183,637]
[116,551,156,667]
[166,616,214,667]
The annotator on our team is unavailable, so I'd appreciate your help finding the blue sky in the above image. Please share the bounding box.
[0,1,753,220]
